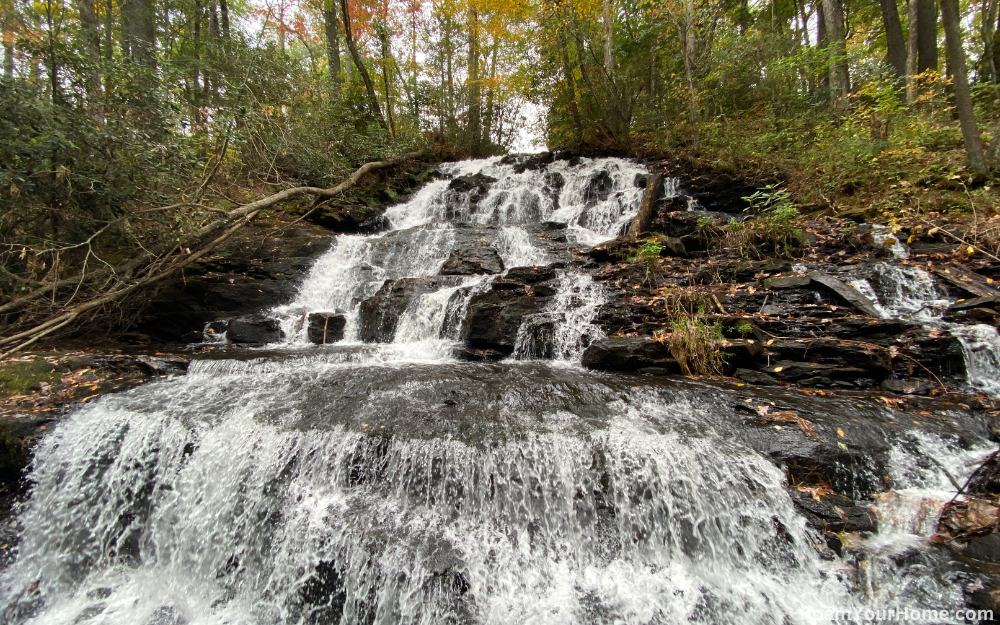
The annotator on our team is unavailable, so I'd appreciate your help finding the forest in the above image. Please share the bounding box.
[3,0,1000,342]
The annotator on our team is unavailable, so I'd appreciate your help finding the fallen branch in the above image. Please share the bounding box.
[0,148,430,358]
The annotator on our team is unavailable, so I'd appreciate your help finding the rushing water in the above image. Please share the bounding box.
[2,158,999,624]
[852,263,1000,396]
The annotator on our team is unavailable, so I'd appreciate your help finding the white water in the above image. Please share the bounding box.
[872,224,910,259]
[272,156,652,352]
[851,263,1000,395]
[2,159,995,625]
[513,271,607,362]
[0,364,868,625]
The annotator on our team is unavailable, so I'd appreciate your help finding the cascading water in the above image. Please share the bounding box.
[852,263,1000,396]
[272,156,653,352]
[3,158,998,624]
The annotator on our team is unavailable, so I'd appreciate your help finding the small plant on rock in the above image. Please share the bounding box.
[627,237,665,284]
[726,184,807,258]
[657,287,728,376]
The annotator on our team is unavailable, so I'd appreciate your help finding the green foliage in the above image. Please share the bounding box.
[664,315,727,377]
[625,237,664,284]
[725,184,805,258]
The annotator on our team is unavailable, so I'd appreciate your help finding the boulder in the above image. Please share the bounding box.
[440,247,504,275]
[307,312,348,345]
[227,318,283,344]
[461,290,544,354]
[581,337,681,372]
[358,277,464,343]
[448,173,497,193]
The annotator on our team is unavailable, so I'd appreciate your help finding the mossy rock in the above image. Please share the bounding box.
[0,360,61,398]
[0,416,51,487]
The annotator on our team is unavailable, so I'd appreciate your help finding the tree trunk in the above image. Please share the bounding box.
[467,6,482,156]
[378,22,396,137]
[941,0,987,173]
[817,0,830,90]
[219,0,230,38]
[323,0,342,94]
[980,0,998,84]
[683,0,700,143]
[822,0,849,109]
[77,0,103,95]
[907,0,919,101]
[603,0,615,75]
[483,42,497,149]
[917,0,938,72]
[340,0,387,130]
[879,0,907,77]
[3,28,14,79]
[559,26,584,146]
[191,0,202,102]
[123,0,156,67]
[103,0,113,62]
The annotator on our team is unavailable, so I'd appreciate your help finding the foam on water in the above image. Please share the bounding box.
[1,373,862,625]
[269,156,655,356]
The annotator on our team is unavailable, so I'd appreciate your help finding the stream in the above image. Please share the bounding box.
[1,156,999,624]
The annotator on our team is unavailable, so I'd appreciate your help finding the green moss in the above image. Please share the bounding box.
[0,360,60,398]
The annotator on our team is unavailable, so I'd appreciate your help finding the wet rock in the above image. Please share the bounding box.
[491,280,525,291]
[968,534,1000,561]
[500,152,554,173]
[461,289,544,354]
[763,276,811,289]
[735,368,779,386]
[227,318,283,344]
[136,224,333,343]
[359,277,464,343]
[448,172,497,193]
[585,171,614,203]
[452,347,507,362]
[0,416,53,488]
[134,356,189,377]
[307,312,347,344]
[790,491,878,533]
[880,378,935,395]
[440,247,504,275]
[810,273,882,317]
[504,266,557,283]
[580,337,681,373]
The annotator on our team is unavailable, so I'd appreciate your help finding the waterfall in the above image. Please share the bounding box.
[513,271,606,362]
[271,156,652,353]
[851,263,1000,394]
[2,159,995,625]
[1,364,869,625]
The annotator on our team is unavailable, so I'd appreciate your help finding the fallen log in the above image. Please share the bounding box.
[0,148,430,358]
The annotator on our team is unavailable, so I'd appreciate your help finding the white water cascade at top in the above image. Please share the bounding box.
[270,156,657,359]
